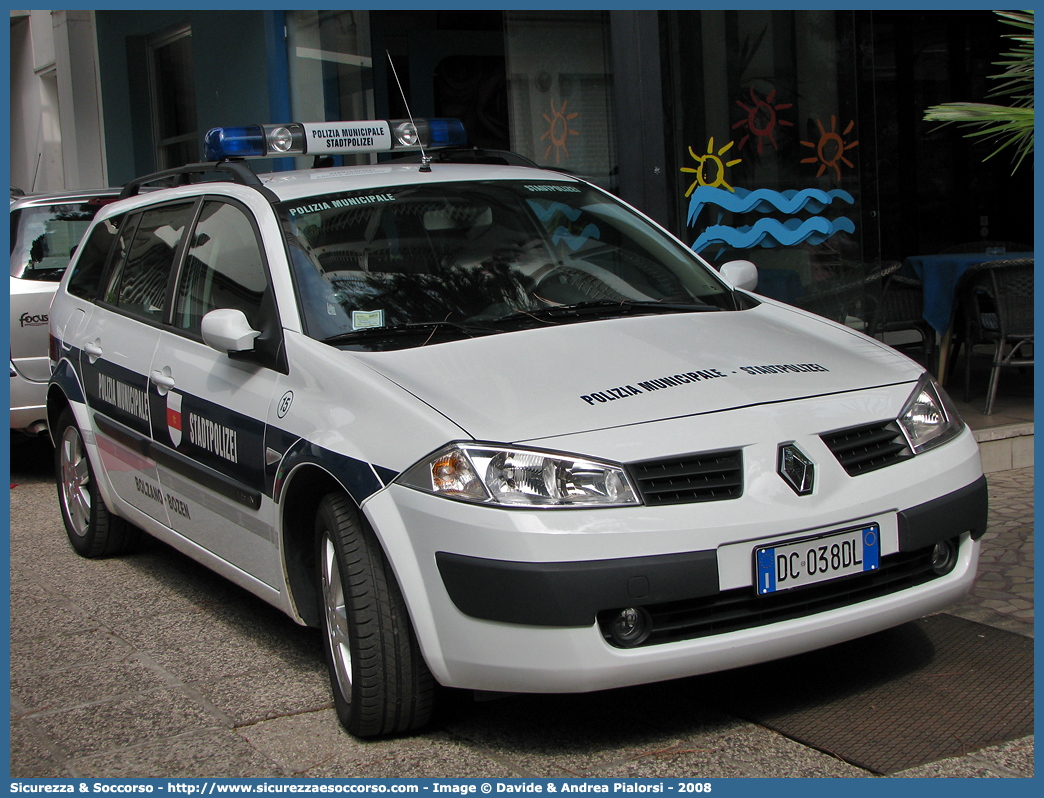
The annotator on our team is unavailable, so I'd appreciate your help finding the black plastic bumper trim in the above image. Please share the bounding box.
[436,549,719,628]
[898,475,989,549]
[438,475,988,629]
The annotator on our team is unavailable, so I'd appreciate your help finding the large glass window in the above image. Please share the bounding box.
[286,11,375,168]
[148,25,198,169]
[666,10,866,314]
[504,11,617,190]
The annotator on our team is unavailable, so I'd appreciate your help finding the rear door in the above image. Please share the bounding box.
[79,200,198,525]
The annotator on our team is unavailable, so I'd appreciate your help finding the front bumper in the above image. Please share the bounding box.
[436,475,986,633]
[359,389,986,694]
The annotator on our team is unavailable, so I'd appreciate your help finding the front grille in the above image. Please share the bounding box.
[598,543,946,648]
[627,449,743,506]
[821,420,912,476]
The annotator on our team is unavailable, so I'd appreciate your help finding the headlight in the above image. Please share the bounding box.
[897,373,965,453]
[398,443,640,508]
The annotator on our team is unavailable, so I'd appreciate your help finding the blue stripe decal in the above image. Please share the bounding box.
[273,437,384,507]
[49,358,84,404]
[372,464,400,487]
[81,356,153,438]
[51,343,387,509]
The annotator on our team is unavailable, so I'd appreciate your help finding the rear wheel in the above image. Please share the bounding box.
[54,408,139,557]
[315,491,435,737]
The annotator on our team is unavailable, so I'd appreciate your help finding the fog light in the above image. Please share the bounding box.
[931,538,959,575]
[609,607,651,647]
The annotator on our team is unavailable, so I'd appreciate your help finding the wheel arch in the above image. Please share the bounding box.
[46,357,84,447]
[46,384,73,447]
[279,462,353,628]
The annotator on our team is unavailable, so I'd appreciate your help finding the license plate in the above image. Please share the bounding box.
[754,524,880,595]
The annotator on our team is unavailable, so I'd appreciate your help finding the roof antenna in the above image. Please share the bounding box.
[386,50,431,172]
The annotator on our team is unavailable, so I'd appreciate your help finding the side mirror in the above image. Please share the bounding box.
[201,308,261,354]
[719,259,758,292]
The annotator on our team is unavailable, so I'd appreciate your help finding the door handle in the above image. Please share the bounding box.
[84,341,103,363]
[150,370,176,393]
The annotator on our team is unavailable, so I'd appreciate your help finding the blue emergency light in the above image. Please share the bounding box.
[203,118,467,161]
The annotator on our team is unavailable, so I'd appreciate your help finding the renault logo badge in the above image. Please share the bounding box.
[778,443,815,495]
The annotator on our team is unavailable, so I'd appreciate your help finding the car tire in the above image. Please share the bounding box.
[54,408,140,557]
[315,491,435,737]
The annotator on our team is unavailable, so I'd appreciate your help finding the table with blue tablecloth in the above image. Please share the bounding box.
[902,251,1033,383]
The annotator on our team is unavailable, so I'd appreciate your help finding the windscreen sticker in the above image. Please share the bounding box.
[523,185,582,193]
[352,309,385,330]
[580,363,829,405]
[286,194,396,217]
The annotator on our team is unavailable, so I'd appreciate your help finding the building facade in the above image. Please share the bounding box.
[10,9,1033,306]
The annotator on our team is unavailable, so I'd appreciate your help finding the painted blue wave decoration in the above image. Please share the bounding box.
[687,186,855,226]
[692,216,856,252]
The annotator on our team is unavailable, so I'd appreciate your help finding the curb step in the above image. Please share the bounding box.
[973,423,1033,473]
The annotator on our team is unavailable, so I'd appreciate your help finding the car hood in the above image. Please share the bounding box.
[351,303,923,443]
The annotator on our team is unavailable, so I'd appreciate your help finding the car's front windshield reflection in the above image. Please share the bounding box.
[279,179,733,348]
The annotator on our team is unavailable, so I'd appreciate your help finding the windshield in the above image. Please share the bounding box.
[279,180,739,349]
[10,200,112,281]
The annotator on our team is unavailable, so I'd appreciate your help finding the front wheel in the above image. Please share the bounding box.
[315,491,434,737]
[54,408,139,557]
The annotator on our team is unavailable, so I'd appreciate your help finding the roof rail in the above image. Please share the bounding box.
[119,160,279,203]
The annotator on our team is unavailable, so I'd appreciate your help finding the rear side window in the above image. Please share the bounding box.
[173,200,269,335]
[10,202,104,281]
[104,202,195,321]
[67,215,124,300]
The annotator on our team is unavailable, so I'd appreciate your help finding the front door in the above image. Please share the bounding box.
[148,199,283,587]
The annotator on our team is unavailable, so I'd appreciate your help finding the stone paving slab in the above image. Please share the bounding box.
[7,439,1035,778]
[945,466,1034,637]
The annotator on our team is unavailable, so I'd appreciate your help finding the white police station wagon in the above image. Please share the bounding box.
[47,118,987,738]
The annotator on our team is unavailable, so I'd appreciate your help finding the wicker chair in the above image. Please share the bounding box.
[942,241,1032,254]
[865,266,936,374]
[950,257,1034,414]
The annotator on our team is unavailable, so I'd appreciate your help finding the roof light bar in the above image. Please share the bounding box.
[203,118,467,161]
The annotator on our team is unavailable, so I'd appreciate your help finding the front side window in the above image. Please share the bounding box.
[280,179,737,350]
[173,200,269,335]
[10,202,109,281]
[105,202,195,321]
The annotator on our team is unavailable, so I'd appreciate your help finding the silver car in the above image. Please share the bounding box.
[10,189,120,435]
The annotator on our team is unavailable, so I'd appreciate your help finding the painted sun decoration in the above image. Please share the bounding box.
[733,87,793,154]
[541,99,580,163]
[801,116,859,180]
[681,137,743,196]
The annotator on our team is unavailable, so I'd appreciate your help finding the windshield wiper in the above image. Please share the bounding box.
[488,299,721,328]
[323,320,497,346]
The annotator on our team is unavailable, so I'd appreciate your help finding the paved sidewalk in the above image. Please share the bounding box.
[946,466,1034,638]
[7,445,1034,779]
[889,466,1035,777]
